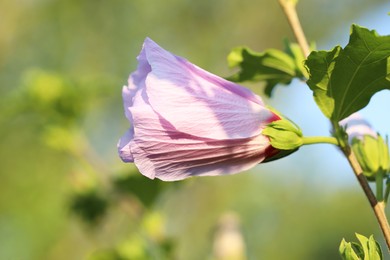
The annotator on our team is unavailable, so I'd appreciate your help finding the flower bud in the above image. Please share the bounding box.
[351,134,390,179]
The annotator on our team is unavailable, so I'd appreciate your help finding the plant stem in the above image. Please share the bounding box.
[341,146,390,250]
[278,0,310,57]
[302,136,339,146]
[377,170,384,202]
[385,180,390,205]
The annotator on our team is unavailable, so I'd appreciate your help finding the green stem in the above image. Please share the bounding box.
[377,170,384,202]
[385,178,390,205]
[302,136,339,146]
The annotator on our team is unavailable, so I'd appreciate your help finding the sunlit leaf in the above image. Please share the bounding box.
[227,44,304,96]
[305,47,341,118]
[306,25,390,122]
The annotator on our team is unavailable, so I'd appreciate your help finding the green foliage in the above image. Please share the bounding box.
[22,69,86,126]
[305,25,390,122]
[87,249,124,260]
[87,234,175,260]
[85,210,175,260]
[305,47,340,119]
[227,41,306,96]
[339,234,382,260]
[70,189,108,224]
[113,175,169,207]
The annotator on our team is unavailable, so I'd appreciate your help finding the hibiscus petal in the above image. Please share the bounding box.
[129,91,269,181]
[123,44,151,121]
[142,38,277,140]
[118,129,135,162]
[339,113,377,141]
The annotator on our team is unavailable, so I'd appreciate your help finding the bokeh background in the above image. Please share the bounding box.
[1,0,390,259]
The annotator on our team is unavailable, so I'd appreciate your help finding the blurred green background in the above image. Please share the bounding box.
[0,0,389,259]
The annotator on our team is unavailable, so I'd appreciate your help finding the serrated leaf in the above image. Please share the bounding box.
[306,47,341,118]
[227,46,302,96]
[306,25,390,122]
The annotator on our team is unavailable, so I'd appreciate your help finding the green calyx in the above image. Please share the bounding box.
[263,118,303,151]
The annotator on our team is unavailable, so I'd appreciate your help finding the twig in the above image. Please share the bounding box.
[342,147,390,250]
[278,0,310,57]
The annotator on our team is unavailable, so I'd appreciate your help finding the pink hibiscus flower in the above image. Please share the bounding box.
[118,38,281,181]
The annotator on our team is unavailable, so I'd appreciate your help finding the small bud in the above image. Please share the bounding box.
[352,134,390,179]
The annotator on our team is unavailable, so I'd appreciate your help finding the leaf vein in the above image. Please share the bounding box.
[341,75,387,118]
[335,43,383,119]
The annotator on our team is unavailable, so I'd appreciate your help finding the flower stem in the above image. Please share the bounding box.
[377,170,384,202]
[278,0,310,57]
[385,180,390,205]
[302,136,339,146]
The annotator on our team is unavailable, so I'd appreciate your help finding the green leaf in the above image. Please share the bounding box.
[227,44,304,96]
[305,46,341,118]
[70,189,108,224]
[112,174,169,207]
[284,40,310,79]
[306,25,390,122]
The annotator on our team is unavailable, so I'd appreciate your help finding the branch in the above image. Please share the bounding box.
[278,0,310,57]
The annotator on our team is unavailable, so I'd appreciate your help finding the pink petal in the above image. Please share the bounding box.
[339,113,377,141]
[118,129,135,162]
[123,45,151,121]
[129,93,270,181]
[142,38,277,140]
